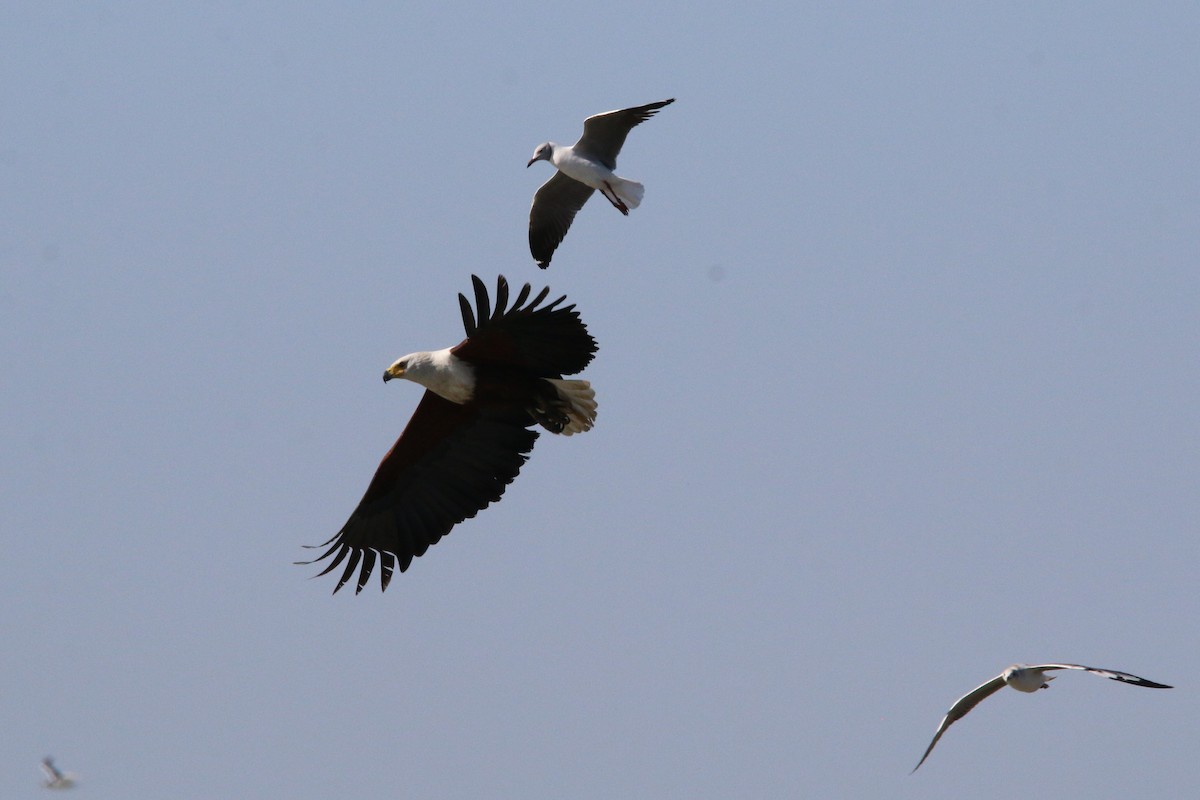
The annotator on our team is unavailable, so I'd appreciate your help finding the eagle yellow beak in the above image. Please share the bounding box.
[383,364,405,383]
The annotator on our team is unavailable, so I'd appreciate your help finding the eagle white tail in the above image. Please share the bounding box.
[547,379,596,435]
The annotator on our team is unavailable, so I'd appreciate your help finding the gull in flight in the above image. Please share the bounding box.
[40,757,77,790]
[526,98,674,268]
[913,663,1171,772]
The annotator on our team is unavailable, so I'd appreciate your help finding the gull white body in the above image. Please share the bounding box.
[541,143,645,211]
[1003,664,1054,693]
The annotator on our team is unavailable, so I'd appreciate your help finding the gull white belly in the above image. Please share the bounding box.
[1006,666,1049,692]
[552,149,616,188]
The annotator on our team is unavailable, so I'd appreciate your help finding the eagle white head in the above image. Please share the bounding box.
[382,348,475,404]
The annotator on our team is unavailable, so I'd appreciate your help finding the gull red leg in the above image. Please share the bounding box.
[602,181,630,215]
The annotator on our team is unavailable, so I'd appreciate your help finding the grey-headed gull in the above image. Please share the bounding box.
[40,757,76,790]
[913,663,1171,772]
[526,98,674,268]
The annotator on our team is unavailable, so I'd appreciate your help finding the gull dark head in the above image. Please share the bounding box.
[527,142,554,168]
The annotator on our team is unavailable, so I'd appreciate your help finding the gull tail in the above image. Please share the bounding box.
[611,177,644,210]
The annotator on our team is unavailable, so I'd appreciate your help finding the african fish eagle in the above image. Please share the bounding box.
[302,274,598,593]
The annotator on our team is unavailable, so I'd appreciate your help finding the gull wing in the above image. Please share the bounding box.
[574,98,674,170]
[528,171,595,268]
[912,674,1007,772]
[1033,664,1172,689]
[40,759,64,782]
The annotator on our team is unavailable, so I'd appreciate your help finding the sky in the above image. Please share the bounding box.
[2,2,1197,797]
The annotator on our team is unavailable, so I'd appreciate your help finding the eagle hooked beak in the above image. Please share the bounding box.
[383,363,405,383]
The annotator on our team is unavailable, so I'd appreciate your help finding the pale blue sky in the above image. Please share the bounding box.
[3,3,1197,797]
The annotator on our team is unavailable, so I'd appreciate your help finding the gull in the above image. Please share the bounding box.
[913,663,1171,772]
[40,757,77,790]
[526,98,674,268]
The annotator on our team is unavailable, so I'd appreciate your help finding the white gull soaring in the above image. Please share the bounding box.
[913,662,1171,772]
[526,98,673,268]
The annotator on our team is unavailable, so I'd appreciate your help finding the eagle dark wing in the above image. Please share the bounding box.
[303,391,538,594]
[528,171,595,268]
[574,98,674,170]
[454,274,597,377]
[303,275,595,594]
